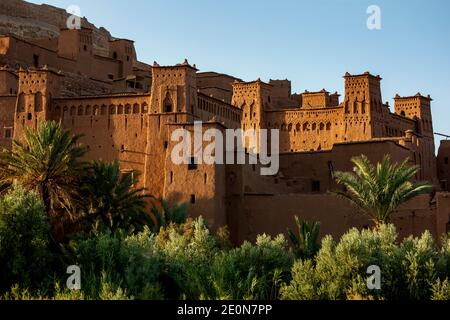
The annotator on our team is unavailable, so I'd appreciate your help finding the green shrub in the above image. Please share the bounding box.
[281,224,446,300]
[0,184,53,293]
[431,278,450,300]
[396,231,439,299]
[211,234,293,300]
[154,217,218,299]
[65,227,163,299]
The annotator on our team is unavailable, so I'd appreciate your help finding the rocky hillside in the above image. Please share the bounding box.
[0,0,112,56]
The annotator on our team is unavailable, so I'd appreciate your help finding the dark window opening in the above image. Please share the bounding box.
[188,157,198,170]
[445,157,449,165]
[27,113,32,120]
[190,194,196,204]
[126,55,130,62]
[164,103,172,113]
[312,180,321,192]
[83,45,87,51]
[113,51,118,59]
[164,141,168,149]
[4,128,11,139]
[108,74,114,80]
[33,54,39,68]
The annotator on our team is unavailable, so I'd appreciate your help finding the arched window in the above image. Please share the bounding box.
[110,105,116,115]
[93,105,99,116]
[141,103,148,113]
[85,105,91,115]
[117,105,124,114]
[296,123,301,132]
[303,122,309,131]
[320,123,325,130]
[400,111,406,117]
[163,92,173,113]
[312,123,317,131]
[133,103,139,114]
[63,106,69,119]
[288,123,293,132]
[125,104,131,114]
[78,106,83,115]
[326,122,331,130]
[34,92,43,112]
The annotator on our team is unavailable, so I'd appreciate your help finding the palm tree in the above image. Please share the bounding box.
[78,160,151,234]
[287,216,321,259]
[0,121,88,218]
[150,198,187,232]
[333,154,432,226]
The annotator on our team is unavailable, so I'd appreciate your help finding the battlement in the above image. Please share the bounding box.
[301,89,340,109]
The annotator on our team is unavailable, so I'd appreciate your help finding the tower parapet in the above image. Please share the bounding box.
[149,59,198,118]
[394,93,433,136]
[14,66,63,140]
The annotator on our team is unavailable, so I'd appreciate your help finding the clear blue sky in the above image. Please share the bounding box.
[28,0,450,148]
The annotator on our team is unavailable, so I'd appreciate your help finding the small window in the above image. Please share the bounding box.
[164,141,168,149]
[445,157,449,165]
[188,157,198,170]
[33,54,39,68]
[83,45,87,51]
[4,128,12,139]
[190,194,196,204]
[27,113,32,120]
[312,180,321,192]
[113,51,118,59]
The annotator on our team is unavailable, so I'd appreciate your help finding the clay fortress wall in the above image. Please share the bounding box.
[0,19,450,243]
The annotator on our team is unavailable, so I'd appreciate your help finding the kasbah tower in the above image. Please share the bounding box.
[0,0,449,244]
